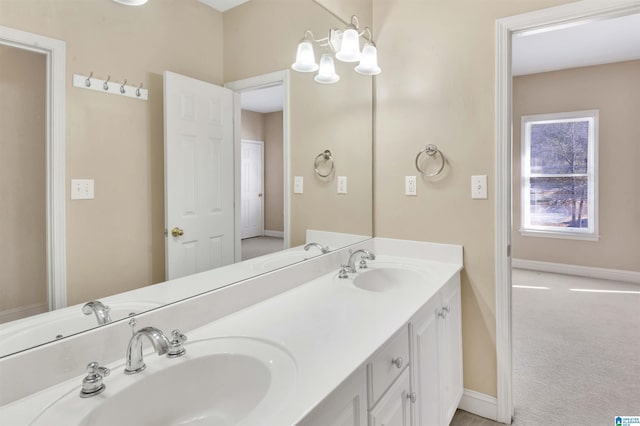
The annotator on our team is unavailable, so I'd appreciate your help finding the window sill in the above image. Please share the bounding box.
[519,229,600,241]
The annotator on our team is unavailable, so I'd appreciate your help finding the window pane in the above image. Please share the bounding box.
[530,121,589,174]
[529,176,589,228]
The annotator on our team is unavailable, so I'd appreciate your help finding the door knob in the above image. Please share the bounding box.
[258,193,263,197]
[171,227,184,237]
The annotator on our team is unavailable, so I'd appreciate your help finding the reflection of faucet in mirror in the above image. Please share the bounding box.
[304,242,330,254]
[82,301,112,325]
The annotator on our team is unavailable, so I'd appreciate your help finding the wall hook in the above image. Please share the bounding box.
[85,72,93,88]
[120,79,127,94]
[136,83,143,97]
[103,75,110,91]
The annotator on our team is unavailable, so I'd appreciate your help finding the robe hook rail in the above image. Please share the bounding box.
[72,73,148,101]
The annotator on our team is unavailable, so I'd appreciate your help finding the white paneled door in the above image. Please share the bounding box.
[164,71,235,280]
[240,140,264,239]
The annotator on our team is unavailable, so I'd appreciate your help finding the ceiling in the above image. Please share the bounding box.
[198,0,249,12]
[512,13,640,76]
[240,85,285,113]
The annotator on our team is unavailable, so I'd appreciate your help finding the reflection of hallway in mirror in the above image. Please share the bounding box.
[241,236,284,261]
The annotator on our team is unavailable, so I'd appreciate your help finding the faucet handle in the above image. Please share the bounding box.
[359,258,369,269]
[167,329,187,358]
[80,362,110,398]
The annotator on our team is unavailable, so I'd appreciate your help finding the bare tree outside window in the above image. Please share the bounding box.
[521,111,598,239]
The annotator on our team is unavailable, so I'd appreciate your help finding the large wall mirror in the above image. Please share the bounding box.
[0,0,373,357]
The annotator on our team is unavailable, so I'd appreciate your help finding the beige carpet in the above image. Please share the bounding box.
[240,236,283,260]
[452,269,640,426]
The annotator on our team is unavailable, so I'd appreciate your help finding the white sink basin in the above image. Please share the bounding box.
[30,337,297,426]
[352,267,427,292]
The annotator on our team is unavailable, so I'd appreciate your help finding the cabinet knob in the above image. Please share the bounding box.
[391,356,404,369]
[407,391,417,403]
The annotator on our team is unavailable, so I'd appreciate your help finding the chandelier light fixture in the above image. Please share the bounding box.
[291,15,381,84]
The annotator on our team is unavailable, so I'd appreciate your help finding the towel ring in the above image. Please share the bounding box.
[314,150,335,178]
[415,144,445,177]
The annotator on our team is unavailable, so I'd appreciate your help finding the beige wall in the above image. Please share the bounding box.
[241,109,264,141]
[0,45,47,322]
[372,0,574,397]
[513,61,640,272]
[264,111,284,232]
[224,0,373,246]
[0,0,223,305]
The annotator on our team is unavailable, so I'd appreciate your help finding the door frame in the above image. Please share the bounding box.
[494,1,640,422]
[224,70,291,253]
[0,25,66,311]
[240,139,265,239]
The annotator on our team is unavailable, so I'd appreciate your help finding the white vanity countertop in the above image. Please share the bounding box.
[0,244,462,425]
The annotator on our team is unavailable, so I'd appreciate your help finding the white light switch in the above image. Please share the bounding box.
[405,176,417,196]
[337,176,347,194]
[293,176,303,194]
[471,175,488,199]
[71,179,95,200]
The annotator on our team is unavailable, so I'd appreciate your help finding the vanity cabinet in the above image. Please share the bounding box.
[301,273,462,426]
[300,367,368,426]
[411,274,462,426]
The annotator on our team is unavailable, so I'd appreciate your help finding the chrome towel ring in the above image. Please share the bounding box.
[314,150,335,178]
[415,144,446,177]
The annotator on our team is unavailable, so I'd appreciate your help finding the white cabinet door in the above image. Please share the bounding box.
[300,367,367,426]
[411,293,442,426]
[439,278,463,425]
[369,368,412,426]
[410,273,462,426]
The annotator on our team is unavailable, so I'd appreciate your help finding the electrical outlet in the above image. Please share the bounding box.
[293,176,303,194]
[337,176,347,194]
[405,176,417,196]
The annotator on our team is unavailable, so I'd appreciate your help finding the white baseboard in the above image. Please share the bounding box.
[264,230,284,238]
[512,259,640,284]
[458,389,498,422]
[0,302,48,323]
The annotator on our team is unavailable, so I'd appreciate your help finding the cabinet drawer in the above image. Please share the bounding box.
[368,326,410,406]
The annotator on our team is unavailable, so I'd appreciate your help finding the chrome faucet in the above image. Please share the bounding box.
[340,249,376,278]
[82,300,112,325]
[79,362,110,398]
[124,326,170,374]
[304,242,329,254]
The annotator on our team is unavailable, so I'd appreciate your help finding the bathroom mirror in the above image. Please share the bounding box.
[0,0,373,357]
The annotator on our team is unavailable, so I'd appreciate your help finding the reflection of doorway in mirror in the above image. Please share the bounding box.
[0,44,48,323]
[241,140,264,240]
[238,83,285,261]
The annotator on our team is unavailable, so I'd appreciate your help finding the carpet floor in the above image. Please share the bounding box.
[451,269,640,426]
[240,236,284,260]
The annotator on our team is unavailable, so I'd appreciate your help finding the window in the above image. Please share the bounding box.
[520,110,598,240]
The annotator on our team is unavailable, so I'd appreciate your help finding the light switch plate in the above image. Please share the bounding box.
[293,176,303,194]
[71,179,95,200]
[471,175,488,199]
[405,176,417,196]
[337,176,347,194]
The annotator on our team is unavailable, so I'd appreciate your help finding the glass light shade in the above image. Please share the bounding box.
[314,54,340,84]
[112,0,148,5]
[335,28,362,62]
[292,41,319,73]
[355,43,381,75]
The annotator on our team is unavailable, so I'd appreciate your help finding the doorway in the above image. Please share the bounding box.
[225,71,289,261]
[0,26,66,322]
[495,3,640,423]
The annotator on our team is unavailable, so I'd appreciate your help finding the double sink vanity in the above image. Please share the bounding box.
[0,237,463,426]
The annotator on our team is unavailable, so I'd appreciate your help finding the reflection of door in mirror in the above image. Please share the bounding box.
[0,44,48,323]
[239,83,286,260]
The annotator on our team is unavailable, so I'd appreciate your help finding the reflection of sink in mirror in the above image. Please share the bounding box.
[352,267,428,292]
[0,301,161,357]
[30,337,297,426]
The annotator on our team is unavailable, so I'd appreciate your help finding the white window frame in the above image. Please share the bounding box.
[520,110,599,241]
